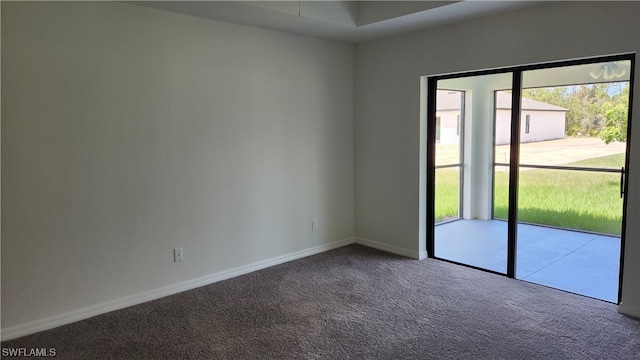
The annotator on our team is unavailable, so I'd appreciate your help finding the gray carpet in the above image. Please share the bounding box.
[3,244,640,359]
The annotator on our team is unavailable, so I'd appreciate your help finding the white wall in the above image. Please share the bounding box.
[435,110,460,145]
[1,1,354,337]
[354,1,640,316]
[522,111,566,144]
[495,110,566,145]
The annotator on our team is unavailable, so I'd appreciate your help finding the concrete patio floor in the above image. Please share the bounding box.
[434,219,620,302]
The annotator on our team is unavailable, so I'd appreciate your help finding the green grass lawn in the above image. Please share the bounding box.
[436,153,625,235]
[435,167,461,223]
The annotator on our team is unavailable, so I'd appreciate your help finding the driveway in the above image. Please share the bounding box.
[437,137,626,166]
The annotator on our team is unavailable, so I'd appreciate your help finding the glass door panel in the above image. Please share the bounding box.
[515,61,631,302]
[493,90,513,222]
[434,73,512,274]
[434,90,463,223]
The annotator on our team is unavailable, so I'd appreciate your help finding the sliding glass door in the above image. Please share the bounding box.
[428,55,634,303]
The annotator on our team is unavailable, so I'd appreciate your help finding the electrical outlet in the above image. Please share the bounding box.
[312,220,317,231]
[174,248,183,262]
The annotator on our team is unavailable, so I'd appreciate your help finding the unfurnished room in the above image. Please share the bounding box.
[2,1,640,359]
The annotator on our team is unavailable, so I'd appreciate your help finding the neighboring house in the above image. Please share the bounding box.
[435,91,464,145]
[436,91,568,145]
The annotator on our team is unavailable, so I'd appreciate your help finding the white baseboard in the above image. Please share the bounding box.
[355,237,421,259]
[618,302,640,319]
[1,237,355,341]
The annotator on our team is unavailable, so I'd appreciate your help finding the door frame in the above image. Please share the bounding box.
[426,53,635,303]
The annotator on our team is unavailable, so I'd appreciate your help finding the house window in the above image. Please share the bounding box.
[525,115,530,134]
[456,114,461,136]
[436,117,441,142]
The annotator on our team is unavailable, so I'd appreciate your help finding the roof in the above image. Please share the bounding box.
[496,91,569,111]
[436,90,569,112]
[436,91,465,111]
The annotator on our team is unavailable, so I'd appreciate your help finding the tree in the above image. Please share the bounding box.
[599,101,628,144]
[599,84,630,144]
[522,83,629,139]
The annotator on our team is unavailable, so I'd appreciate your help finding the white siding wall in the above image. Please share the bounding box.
[521,111,566,143]
[495,110,566,145]
[495,110,512,146]
[436,110,461,145]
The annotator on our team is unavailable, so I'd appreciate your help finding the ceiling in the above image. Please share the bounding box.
[129,1,545,44]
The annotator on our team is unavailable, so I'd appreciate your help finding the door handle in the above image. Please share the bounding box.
[620,167,625,199]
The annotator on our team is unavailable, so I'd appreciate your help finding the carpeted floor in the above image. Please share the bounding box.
[3,244,640,359]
